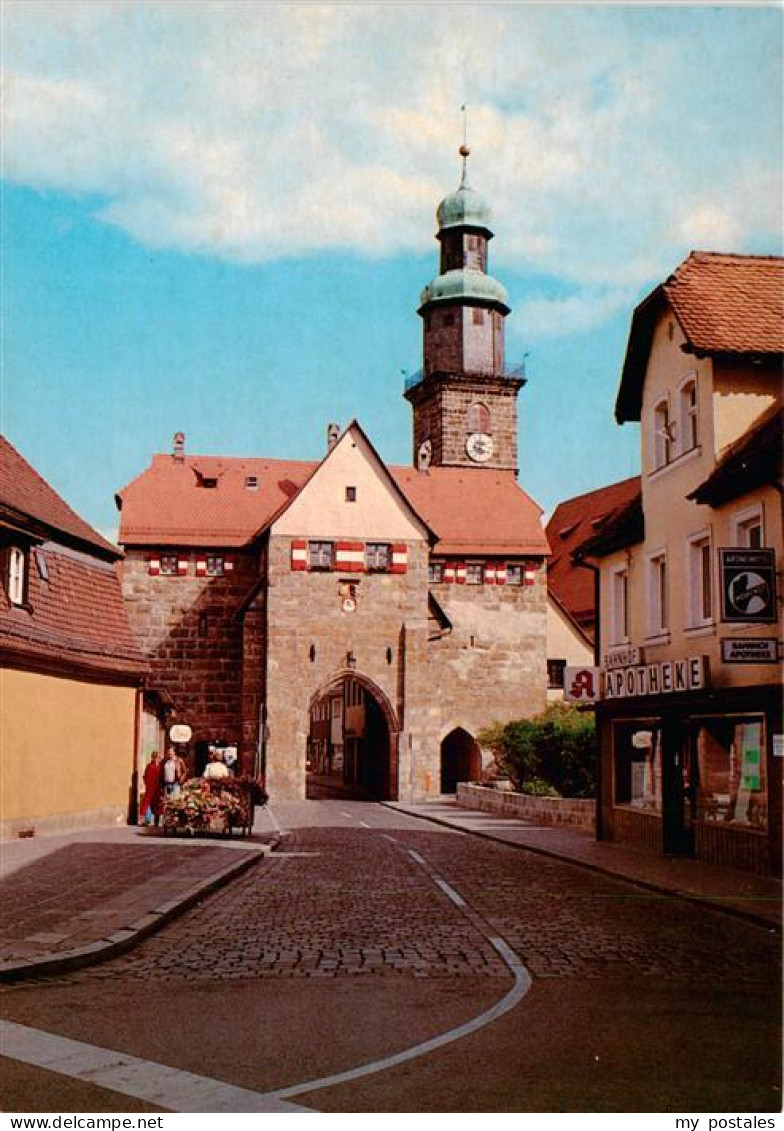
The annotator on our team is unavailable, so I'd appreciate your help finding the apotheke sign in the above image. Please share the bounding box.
[604,655,708,699]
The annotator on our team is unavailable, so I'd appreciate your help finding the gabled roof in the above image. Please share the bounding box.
[572,492,644,561]
[545,476,641,625]
[688,402,783,507]
[0,547,146,678]
[0,437,145,678]
[1,436,120,560]
[616,252,784,423]
[262,420,435,543]
[118,439,550,558]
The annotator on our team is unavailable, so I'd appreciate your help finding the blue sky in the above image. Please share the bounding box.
[3,2,782,538]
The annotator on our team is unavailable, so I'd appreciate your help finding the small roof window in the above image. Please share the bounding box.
[34,547,49,581]
[245,475,259,491]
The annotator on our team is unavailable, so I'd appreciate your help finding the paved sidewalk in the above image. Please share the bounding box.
[0,823,274,982]
[387,799,782,930]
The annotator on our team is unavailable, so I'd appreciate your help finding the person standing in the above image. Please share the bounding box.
[162,747,185,798]
[202,750,230,780]
[139,751,162,826]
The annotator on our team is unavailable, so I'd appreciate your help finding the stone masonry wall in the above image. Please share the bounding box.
[427,561,548,761]
[411,379,519,470]
[263,536,435,802]
[457,783,595,830]
[121,550,259,760]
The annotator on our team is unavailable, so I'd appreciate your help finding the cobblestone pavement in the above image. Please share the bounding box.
[29,803,779,989]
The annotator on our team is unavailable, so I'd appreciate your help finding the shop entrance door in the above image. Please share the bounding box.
[661,720,694,856]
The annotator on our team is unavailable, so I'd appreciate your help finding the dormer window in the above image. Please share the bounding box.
[653,399,674,470]
[34,547,49,582]
[245,476,259,491]
[7,546,26,605]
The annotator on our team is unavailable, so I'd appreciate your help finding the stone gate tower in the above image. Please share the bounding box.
[404,147,525,472]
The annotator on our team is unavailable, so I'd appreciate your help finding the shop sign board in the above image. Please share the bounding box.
[603,656,708,700]
[719,549,777,623]
[563,666,601,703]
[720,638,778,664]
[169,723,192,743]
[603,645,644,670]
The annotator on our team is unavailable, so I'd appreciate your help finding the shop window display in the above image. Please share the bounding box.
[692,717,766,829]
[614,722,661,811]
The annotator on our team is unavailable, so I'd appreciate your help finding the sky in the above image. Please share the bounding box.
[3,1,782,540]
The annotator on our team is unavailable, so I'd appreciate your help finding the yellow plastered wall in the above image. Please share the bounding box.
[1,668,137,823]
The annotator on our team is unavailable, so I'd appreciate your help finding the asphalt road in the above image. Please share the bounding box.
[1,801,781,1113]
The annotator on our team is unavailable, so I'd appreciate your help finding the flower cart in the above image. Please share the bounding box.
[162,776,267,837]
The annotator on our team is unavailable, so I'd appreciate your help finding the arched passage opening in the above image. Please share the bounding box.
[306,674,398,801]
[440,727,482,794]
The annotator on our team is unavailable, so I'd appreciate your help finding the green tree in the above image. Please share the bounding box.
[479,704,596,797]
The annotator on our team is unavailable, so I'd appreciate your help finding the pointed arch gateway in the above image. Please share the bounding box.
[306,671,400,801]
[440,727,482,794]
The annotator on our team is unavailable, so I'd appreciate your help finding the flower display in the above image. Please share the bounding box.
[162,777,258,835]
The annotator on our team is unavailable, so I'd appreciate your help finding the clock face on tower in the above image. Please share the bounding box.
[466,432,494,463]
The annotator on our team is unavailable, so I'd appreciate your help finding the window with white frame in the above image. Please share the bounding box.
[648,551,668,636]
[609,564,629,645]
[686,532,713,627]
[7,546,26,605]
[733,505,764,548]
[678,375,699,454]
[652,399,674,470]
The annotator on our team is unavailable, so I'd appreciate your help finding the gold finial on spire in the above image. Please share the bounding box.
[459,103,470,185]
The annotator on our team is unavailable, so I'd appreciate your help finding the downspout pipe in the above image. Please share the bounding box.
[571,551,603,840]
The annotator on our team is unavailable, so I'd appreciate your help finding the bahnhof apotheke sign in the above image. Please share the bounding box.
[603,655,708,699]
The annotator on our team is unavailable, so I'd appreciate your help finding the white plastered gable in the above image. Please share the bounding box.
[271,423,430,542]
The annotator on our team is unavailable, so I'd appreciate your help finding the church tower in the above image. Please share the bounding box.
[405,146,524,472]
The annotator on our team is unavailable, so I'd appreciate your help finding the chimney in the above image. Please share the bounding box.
[172,432,185,461]
[326,423,340,453]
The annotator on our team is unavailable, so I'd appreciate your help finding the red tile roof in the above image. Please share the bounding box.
[617,252,784,422]
[667,252,784,355]
[118,454,315,548]
[0,436,120,559]
[391,467,549,556]
[118,452,549,557]
[0,438,145,677]
[0,547,145,678]
[545,476,641,628]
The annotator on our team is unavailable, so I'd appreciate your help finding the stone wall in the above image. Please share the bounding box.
[457,783,596,831]
[409,376,520,471]
[121,550,259,757]
[263,536,436,802]
[427,561,547,758]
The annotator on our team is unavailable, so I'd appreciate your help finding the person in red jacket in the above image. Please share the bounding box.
[139,751,163,826]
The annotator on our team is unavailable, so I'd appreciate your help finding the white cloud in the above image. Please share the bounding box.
[3,1,781,319]
[512,287,637,341]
